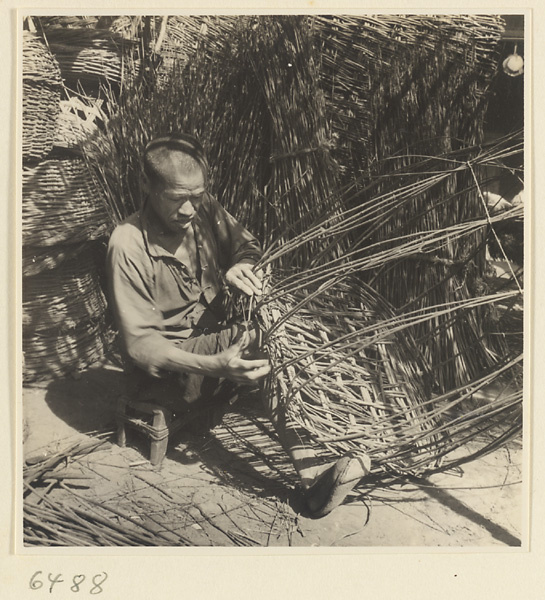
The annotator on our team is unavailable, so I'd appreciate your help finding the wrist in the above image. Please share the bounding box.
[197,352,229,379]
[163,345,222,378]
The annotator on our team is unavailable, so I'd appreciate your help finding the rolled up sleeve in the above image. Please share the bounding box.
[107,230,172,377]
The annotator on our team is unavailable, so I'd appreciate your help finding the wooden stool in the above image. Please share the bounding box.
[116,395,187,466]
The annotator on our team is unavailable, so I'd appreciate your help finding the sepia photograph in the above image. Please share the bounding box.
[20,12,525,550]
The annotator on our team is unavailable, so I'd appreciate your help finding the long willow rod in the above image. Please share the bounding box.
[257,211,520,321]
[259,186,522,297]
[274,287,516,360]
[259,170,454,265]
[296,366,521,450]
[270,291,519,379]
[259,135,522,267]
[260,224,473,303]
[310,391,520,448]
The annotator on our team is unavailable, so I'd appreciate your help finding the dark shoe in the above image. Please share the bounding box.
[305,453,371,518]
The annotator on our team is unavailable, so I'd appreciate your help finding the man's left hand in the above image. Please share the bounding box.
[225,263,263,296]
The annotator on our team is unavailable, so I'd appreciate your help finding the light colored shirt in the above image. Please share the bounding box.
[107,193,261,377]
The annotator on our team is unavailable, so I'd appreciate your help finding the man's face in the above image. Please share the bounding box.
[147,161,206,235]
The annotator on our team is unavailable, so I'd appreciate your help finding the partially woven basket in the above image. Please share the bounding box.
[22,31,62,162]
[255,267,520,476]
[23,159,111,247]
[256,275,443,476]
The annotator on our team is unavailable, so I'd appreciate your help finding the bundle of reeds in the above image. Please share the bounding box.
[235,16,344,265]
[82,16,344,264]
[353,137,521,391]
[310,15,506,391]
[23,159,110,247]
[22,31,62,162]
[258,133,523,385]
[80,19,260,225]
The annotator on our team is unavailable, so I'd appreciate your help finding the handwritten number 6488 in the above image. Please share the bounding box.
[29,571,107,594]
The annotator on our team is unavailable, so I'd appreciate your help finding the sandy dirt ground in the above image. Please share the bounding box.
[22,362,523,547]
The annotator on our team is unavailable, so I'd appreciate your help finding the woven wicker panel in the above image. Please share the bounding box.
[23,159,111,247]
[23,81,61,161]
[45,27,139,87]
[23,242,94,277]
[22,31,62,162]
[166,16,238,50]
[23,250,108,333]
[314,15,504,180]
[53,95,104,150]
[23,30,62,83]
[23,317,110,382]
[37,16,99,30]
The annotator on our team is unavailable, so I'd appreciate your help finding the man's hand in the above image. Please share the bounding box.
[225,263,263,296]
[212,330,270,384]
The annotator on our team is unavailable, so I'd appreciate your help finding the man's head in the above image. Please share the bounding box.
[143,133,209,234]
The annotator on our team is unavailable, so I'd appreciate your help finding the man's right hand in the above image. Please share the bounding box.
[212,332,271,384]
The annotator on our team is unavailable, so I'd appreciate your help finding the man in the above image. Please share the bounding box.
[107,133,370,518]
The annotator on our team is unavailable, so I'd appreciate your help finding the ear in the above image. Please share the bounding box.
[141,173,151,195]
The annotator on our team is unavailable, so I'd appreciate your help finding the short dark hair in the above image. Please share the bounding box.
[143,133,209,185]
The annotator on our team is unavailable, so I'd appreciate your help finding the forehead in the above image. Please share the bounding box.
[148,148,205,188]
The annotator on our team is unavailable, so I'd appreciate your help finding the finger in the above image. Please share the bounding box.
[243,267,263,289]
[247,364,271,380]
[232,364,271,383]
[229,330,250,353]
[229,357,269,370]
[232,278,257,297]
[237,357,270,370]
[243,275,263,296]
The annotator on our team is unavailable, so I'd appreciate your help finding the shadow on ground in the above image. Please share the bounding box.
[21,363,522,546]
[39,363,298,507]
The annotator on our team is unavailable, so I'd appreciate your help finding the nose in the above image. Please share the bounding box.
[178,199,195,217]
